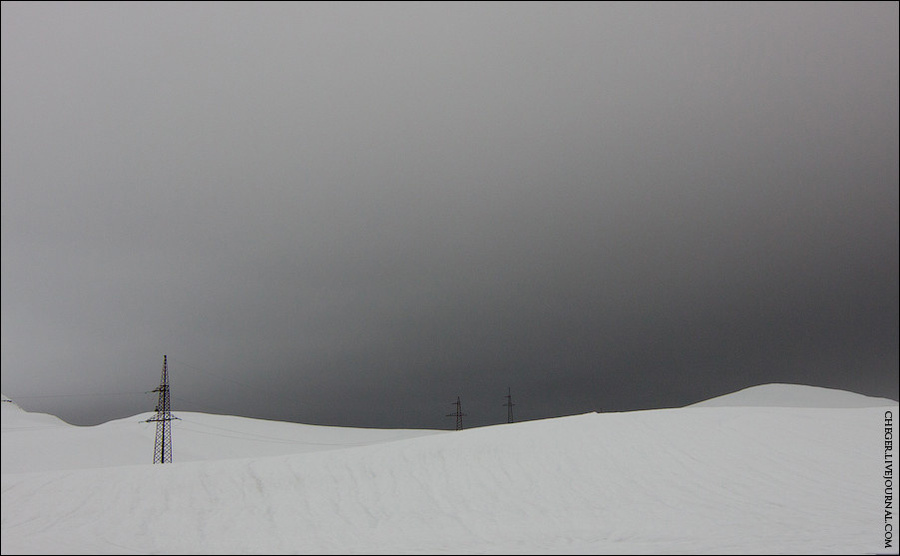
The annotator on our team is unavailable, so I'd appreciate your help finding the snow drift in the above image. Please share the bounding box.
[2,385,897,554]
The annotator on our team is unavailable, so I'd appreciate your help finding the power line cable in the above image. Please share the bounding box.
[169,356,299,403]
[4,392,147,400]
[176,415,424,446]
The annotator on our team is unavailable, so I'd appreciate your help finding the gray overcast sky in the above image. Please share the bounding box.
[2,1,897,429]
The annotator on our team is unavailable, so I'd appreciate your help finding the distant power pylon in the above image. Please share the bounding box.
[504,387,515,423]
[145,355,177,464]
[447,396,467,431]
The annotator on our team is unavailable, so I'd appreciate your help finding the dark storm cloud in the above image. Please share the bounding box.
[2,2,897,429]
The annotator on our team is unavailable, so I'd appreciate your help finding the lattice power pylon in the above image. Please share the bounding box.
[146,355,176,463]
[447,396,467,431]
[504,387,515,423]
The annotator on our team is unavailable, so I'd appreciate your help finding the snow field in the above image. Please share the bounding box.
[1,385,896,554]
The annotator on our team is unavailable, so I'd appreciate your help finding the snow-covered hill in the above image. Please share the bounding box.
[689,382,898,408]
[2,385,897,554]
[1,395,443,473]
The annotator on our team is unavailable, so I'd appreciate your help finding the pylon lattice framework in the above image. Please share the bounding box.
[504,387,515,424]
[447,396,467,431]
[146,355,176,463]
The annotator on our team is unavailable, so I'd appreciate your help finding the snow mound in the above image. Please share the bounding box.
[1,393,70,429]
[1,395,444,474]
[689,383,898,408]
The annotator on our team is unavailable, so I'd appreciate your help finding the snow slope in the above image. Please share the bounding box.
[1,397,444,473]
[690,382,898,408]
[2,386,896,554]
